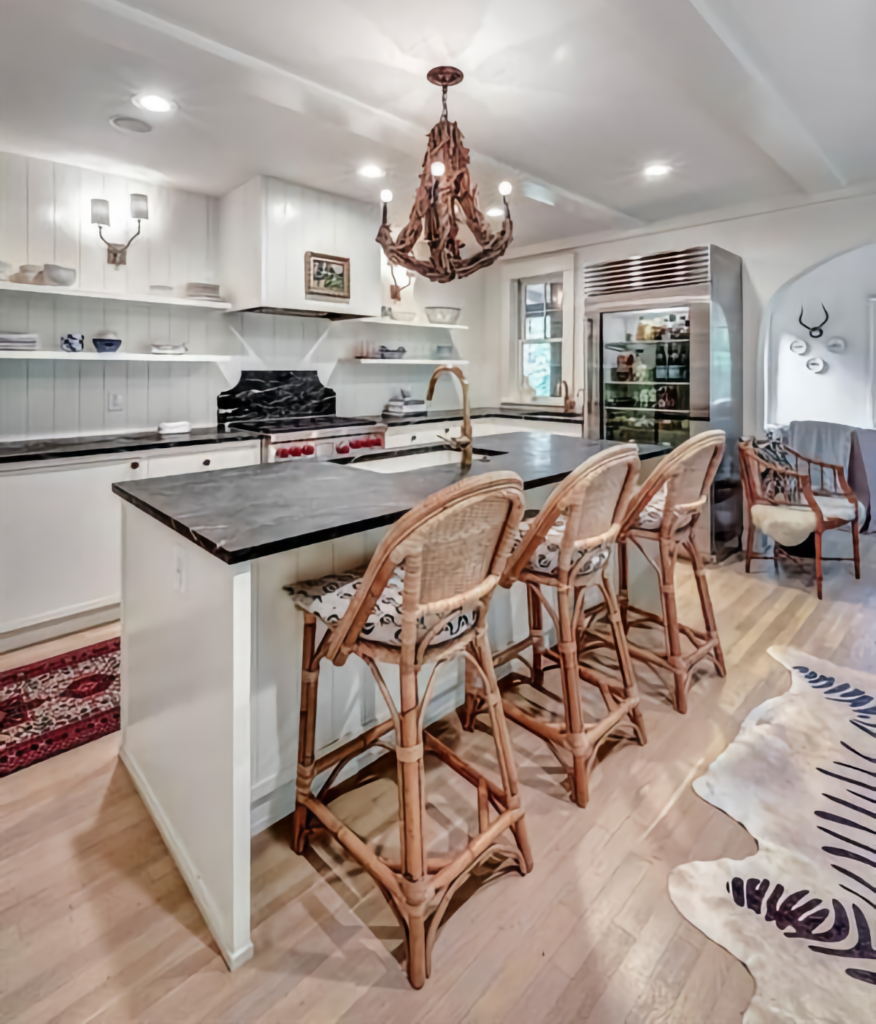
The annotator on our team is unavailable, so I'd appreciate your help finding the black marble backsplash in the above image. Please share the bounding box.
[217,371,336,426]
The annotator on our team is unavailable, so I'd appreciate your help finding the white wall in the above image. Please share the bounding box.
[0,151,498,440]
[764,244,876,430]
[497,187,876,436]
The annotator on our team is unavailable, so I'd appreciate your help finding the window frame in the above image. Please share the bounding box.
[500,253,576,407]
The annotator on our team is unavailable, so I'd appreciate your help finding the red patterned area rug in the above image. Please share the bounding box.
[0,638,120,776]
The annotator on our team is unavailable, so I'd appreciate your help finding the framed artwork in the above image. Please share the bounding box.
[304,252,350,301]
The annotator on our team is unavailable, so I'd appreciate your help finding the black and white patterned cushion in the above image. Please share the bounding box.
[511,517,611,577]
[752,438,794,500]
[285,567,478,647]
[636,485,697,532]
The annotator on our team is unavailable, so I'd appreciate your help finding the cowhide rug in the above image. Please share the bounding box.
[668,647,876,1024]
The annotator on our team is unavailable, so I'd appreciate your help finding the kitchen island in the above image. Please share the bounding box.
[112,431,664,969]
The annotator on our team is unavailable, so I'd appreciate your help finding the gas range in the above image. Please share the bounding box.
[229,415,387,463]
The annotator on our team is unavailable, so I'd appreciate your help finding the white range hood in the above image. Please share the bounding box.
[220,175,382,319]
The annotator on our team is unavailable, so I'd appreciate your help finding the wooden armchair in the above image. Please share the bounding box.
[739,439,861,599]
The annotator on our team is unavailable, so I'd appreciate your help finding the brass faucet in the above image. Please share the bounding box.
[560,379,576,414]
[426,364,472,468]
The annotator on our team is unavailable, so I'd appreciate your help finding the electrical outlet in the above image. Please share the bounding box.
[107,392,125,412]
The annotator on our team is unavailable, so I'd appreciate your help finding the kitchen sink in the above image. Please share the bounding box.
[347,446,506,474]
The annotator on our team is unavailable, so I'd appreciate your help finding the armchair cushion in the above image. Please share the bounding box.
[751,497,865,548]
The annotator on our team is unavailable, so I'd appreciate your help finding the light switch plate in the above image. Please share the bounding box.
[107,392,125,412]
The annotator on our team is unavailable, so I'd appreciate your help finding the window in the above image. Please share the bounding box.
[519,274,565,400]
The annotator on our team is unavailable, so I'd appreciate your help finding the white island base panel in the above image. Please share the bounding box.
[119,491,662,970]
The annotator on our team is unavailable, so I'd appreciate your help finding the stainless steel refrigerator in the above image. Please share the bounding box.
[584,244,743,561]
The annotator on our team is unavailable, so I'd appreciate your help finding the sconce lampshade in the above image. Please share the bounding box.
[130,193,149,221]
[91,198,110,227]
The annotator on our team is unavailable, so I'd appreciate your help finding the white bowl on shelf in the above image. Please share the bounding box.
[424,306,461,325]
[43,264,77,287]
[9,264,43,284]
[389,309,416,322]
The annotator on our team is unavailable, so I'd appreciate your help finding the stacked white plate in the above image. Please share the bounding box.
[0,332,38,350]
[151,343,188,355]
[185,282,223,301]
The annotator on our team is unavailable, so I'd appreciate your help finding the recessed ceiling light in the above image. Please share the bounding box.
[110,116,152,134]
[644,163,672,177]
[358,165,385,178]
[486,207,504,217]
[133,94,176,113]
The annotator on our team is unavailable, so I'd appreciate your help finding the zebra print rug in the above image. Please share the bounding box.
[669,647,876,1023]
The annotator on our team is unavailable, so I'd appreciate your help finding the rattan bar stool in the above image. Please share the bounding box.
[461,444,646,809]
[285,472,533,989]
[610,430,727,714]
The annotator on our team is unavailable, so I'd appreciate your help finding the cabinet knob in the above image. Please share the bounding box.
[203,459,211,466]
[130,461,140,469]
[411,435,417,442]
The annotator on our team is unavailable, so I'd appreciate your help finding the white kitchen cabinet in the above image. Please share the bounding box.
[0,441,260,641]
[472,417,582,438]
[384,421,462,449]
[148,444,260,479]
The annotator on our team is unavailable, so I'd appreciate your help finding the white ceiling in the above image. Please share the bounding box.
[1,0,872,246]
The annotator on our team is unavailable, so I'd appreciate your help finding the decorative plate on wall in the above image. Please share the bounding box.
[805,357,826,373]
[826,337,846,353]
[789,338,809,355]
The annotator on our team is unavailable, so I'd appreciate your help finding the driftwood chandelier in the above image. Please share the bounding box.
[376,66,513,283]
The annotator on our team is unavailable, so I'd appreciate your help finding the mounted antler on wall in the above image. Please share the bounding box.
[376,66,513,283]
[799,304,829,338]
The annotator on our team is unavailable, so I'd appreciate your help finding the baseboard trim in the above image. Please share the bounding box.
[120,744,254,971]
[0,604,121,653]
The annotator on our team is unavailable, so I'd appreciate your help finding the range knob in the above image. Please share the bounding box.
[276,448,289,458]
[336,442,350,454]
[290,447,303,457]
[369,437,382,447]
[303,444,315,455]
[350,439,362,449]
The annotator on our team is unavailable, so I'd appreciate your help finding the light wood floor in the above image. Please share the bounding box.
[2,536,872,1023]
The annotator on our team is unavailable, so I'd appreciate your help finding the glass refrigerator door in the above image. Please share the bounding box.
[601,306,692,449]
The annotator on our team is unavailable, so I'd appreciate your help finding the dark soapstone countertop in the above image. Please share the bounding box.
[113,431,664,565]
[0,428,260,465]
[380,406,585,427]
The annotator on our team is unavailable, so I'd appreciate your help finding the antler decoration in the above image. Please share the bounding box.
[799,304,829,338]
[376,67,513,283]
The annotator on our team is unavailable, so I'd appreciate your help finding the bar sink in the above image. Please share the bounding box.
[348,446,506,474]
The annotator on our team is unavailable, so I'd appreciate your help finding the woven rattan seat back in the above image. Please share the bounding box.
[622,430,725,539]
[326,471,524,663]
[504,444,640,584]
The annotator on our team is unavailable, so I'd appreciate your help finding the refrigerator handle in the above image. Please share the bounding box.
[586,316,599,438]
[689,303,711,420]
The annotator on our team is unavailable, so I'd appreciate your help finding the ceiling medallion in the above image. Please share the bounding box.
[376,67,513,283]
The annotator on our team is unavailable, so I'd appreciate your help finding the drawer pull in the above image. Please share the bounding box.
[130,461,140,469]
[411,435,417,442]
[203,459,211,466]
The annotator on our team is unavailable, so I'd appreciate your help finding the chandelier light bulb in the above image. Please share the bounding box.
[430,161,446,177]
[498,181,513,196]
[380,189,393,203]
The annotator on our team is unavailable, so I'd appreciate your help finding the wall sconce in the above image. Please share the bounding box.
[91,194,149,267]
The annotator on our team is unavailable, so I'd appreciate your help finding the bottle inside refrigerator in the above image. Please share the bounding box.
[601,306,692,450]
